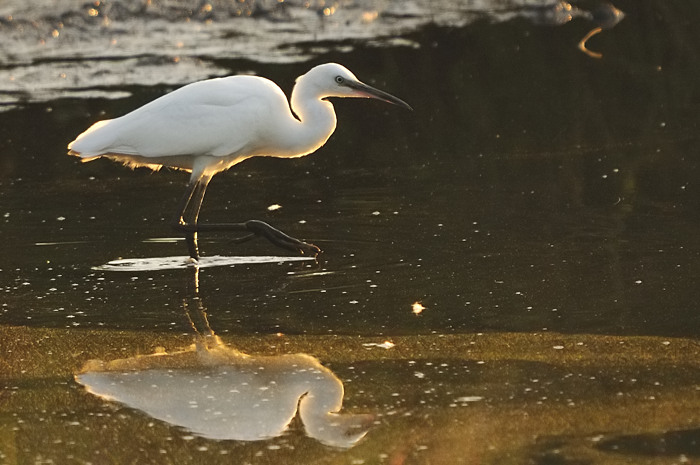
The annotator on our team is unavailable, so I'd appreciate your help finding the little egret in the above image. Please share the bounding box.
[68,63,411,260]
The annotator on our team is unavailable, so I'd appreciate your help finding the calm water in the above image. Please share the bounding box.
[2,1,700,463]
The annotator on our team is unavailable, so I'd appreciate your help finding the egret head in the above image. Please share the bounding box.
[298,63,412,110]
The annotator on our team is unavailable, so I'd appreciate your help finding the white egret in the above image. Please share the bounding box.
[68,63,411,260]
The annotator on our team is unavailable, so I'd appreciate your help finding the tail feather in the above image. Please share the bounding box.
[67,119,113,157]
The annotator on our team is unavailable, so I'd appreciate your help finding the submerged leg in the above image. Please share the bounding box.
[172,175,320,260]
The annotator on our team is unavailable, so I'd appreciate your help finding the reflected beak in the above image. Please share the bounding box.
[346,80,413,111]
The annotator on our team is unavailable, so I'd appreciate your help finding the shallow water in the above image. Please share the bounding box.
[2,0,700,463]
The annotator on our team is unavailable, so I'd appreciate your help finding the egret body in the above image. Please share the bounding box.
[68,63,411,259]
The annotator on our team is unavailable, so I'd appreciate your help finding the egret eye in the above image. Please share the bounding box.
[335,76,344,84]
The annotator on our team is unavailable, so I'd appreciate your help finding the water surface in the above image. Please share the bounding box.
[1,0,700,463]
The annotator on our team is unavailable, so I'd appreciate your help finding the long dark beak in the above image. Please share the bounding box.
[346,80,413,111]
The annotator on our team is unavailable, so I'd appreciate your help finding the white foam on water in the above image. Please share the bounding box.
[93,255,314,272]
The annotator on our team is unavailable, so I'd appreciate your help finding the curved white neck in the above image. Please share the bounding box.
[283,83,337,157]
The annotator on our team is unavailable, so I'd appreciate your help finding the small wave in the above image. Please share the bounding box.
[93,254,314,271]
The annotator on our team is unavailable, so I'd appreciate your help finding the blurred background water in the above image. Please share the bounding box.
[1,1,700,464]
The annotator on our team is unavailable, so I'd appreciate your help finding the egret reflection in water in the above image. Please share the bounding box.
[514,1,625,58]
[577,3,626,58]
[75,336,373,447]
[74,269,373,448]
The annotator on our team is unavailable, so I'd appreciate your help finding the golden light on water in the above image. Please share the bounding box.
[578,27,604,59]
[412,302,425,315]
[361,11,378,23]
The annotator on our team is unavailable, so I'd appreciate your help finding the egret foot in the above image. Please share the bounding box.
[235,220,321,256]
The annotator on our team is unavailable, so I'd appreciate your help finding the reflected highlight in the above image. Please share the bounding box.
[578,26,604,59]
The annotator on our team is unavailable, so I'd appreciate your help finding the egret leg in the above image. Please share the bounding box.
[172,176,320,259]
[172,175,212,260]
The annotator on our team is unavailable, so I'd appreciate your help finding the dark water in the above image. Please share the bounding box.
[1,1,700,463]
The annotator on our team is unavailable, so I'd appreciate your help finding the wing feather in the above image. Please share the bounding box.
[68,76,291,162]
